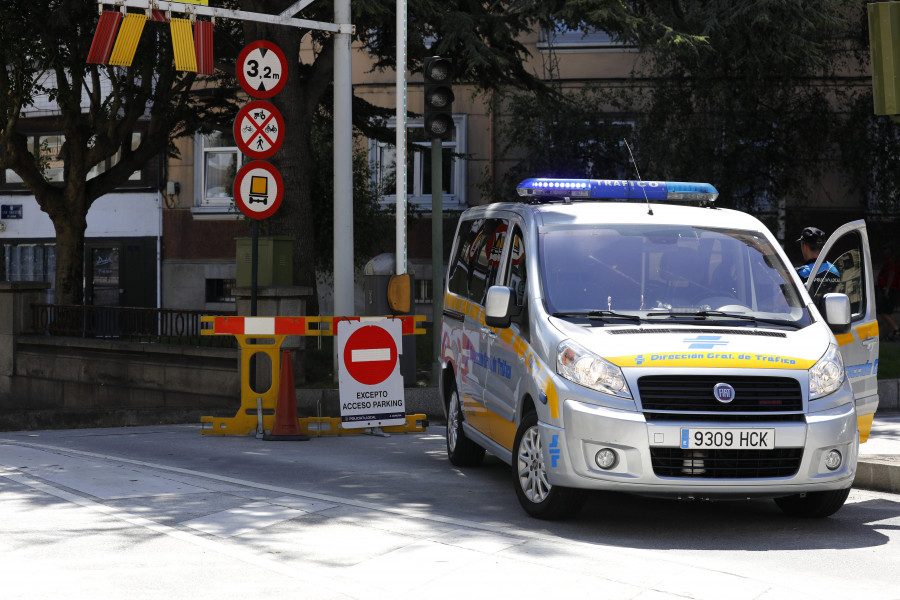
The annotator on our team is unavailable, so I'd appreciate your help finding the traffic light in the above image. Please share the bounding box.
[423,56,454,140]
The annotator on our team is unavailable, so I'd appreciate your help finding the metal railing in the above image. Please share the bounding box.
[31,304,236,347]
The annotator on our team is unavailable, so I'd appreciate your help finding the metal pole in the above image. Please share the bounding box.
[431,137,442,382]
[333,0,353,318]
[395,0,407,275]
[250,219,258,390]
[333,0,353,380]
[250,220,258,317]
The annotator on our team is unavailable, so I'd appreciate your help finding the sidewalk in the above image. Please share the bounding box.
[855,412,900,494]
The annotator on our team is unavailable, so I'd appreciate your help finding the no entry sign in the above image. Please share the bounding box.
[338,319,405,429]
[234,101,285,159]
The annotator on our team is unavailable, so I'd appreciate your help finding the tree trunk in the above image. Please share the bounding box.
[243,19,324,316]
[52,209,88,306]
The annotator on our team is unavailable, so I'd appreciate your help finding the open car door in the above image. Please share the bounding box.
[808,220,879,442]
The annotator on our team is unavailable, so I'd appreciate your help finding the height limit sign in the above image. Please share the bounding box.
[338,320,406,429]
[237,40,287,99]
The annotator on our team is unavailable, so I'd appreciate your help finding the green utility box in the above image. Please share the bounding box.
[235,236,293,287]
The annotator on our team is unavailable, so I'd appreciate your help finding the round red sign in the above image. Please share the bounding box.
[343,325,399,386]
[237,41,288,99]
[233,100,285,160]
[233,161,284,220]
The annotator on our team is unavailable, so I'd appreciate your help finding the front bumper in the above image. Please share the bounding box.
[541,399,858,498]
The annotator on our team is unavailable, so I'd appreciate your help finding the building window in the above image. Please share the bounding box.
[195,131,241,212]
[415,278,432,304]
[86,132,143,182]
[205,278,235,303]
[538,24,635,51]
[369,116,467,211]
[2,242,56,302]
[4,130,150,189]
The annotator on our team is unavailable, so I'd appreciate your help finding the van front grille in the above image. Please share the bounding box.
[650,448,803,478]
[638,376,803,413]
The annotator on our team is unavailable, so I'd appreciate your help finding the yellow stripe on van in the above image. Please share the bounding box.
[858,413,874,443]
[543,376,559,419]
[856,322,879,341]
[834,332,855,346]
[608,352,815,369]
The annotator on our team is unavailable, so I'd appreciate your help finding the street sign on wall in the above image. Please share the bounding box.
[337,319,406,429]
[237,40,288,99]
[233,160,284,220]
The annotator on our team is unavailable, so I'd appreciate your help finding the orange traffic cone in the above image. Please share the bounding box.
[263,349,310,441]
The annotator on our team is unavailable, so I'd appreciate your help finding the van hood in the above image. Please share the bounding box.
[548,318,831,371]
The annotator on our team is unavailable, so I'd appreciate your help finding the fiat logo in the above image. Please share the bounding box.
[713,383,735,404]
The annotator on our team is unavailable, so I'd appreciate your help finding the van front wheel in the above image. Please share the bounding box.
[446,387,485,467]
[512,411,585,520]
[774,487,851,518]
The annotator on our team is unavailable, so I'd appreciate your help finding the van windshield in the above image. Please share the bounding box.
[539,224,810,327]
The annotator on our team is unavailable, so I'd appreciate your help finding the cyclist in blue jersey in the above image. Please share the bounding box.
[796,226,841,293]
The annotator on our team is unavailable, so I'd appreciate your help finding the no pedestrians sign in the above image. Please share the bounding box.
[337,319,406,429]
[234,100,284,159]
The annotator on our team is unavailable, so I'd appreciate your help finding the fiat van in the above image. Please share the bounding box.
[439,178,879,519]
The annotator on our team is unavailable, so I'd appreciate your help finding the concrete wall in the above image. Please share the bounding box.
[879,378,900,412]
[2,335,240,430]
[0,281,241,430]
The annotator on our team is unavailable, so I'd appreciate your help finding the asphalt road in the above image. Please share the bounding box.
[2,425,899,600]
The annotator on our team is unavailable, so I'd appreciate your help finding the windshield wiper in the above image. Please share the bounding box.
[552,310,642,322]
[645,310,802,329]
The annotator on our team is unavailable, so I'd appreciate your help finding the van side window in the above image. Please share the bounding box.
[506,226,529,339]
[446,218,509,305]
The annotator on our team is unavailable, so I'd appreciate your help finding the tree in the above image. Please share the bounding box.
[235,0,706,313]
[493,0,885,240]
[0,0,702,309]
[0,0,236,305]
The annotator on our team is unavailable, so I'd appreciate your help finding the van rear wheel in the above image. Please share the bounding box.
[512,411,585,520]
[774,487,851,518]
[446,387,485,467]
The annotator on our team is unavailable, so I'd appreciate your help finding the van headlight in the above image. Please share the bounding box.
[557,339,631,398]
[809,343,845,400]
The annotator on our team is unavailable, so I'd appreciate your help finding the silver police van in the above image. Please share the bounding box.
[439,178,879,519]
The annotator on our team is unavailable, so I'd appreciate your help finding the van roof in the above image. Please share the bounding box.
[467,197,768,233]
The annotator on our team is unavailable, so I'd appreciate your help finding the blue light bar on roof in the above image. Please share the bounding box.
[516,178,718,203]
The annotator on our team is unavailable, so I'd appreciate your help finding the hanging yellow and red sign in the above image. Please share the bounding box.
[87,6,213,73]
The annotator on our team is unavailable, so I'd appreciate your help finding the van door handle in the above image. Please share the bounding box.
[862,336,877,349]
[480,326,498,339]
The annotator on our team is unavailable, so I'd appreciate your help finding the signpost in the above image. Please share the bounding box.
[231,40,288,377]
[337,320,406,429]
[234,101,285,160]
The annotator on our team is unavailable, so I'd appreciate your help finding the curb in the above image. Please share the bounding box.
[855,455,900,494]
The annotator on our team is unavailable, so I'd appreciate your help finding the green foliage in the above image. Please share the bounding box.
[308,113,395,270]
[492,0,893,220]
[879,342,900,380]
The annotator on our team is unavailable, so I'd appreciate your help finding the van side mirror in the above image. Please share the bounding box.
[820,293,851,334]
[484,286,514,329]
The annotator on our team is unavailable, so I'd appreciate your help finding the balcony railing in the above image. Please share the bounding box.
[31,304,236,347]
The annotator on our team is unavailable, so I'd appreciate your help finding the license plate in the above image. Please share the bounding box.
[680,428,775,449]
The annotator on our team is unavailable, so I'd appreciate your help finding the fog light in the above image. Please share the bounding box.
[825,449,842,471]
[595,448,618,470]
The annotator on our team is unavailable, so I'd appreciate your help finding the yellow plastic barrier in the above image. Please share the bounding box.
[199,315,427,436]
